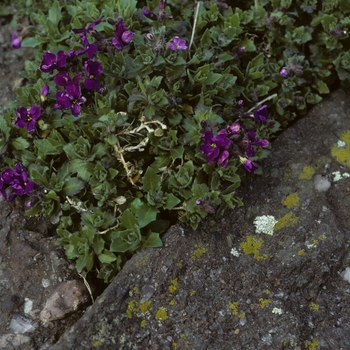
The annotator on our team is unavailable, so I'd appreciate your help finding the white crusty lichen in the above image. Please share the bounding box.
[332,171,350,182]
[272,307,283,315]
[253,215,278,236]
[337,140,346,148]
[230,248,240,257]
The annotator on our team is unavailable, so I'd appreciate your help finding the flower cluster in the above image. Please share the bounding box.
[200,106,270,172]
[0,164,35,201]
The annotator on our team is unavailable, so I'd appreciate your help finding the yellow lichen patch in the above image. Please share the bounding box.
[180,334,186,339]
[155,307,168,321]
[238,312,246,318]
[283,193,300,208]
[240,235,267,260]
[331,130,350,167]
[92,341,103,347]
[140,320,146,328]
[126,300,152,318]
[135,255,151,266]
[259,298,271,309]
[274,212,299,231]
[229,302,239,316]
[313,239,319,245]
[191,245,208,259]
[133,286,140,295]
[265,289,271,295]
[169,300,176,306]
[318,235,324,241]
[190,290,197,296]
[169,278,179,293]
[172,342,177,350]
[309,302,320,312]
[298,249,305,256]
[299,165,315,180]
[305,338,320,350]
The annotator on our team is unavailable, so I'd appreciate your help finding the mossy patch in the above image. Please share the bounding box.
[169,278,179,293]
[305,338,320,350]
[191,245,208,259]
[126,300,152,318]
[229,301,239,316]
[259,298,271,309]
[155,307,168,321]
[283,193,300,208]
[299,165,315,180]
[331,130,350,167]
[240,235,268,260]
[274,212,299,230]
[309,302,320,312]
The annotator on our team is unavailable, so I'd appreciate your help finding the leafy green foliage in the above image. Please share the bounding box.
[1,0,350,282]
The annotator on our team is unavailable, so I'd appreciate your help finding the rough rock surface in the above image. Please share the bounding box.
[52,88,350,349]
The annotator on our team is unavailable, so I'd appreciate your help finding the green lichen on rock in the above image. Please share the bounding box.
[240,236,267,260]
[229,302,239,316]
[304,338,320,350]
[259,298,271,309]
[283,193,300,208]
[331,130,350,167]
[299,165,315,180]
[155,307,168,321]
[191,245,208,259]
[275,212,299,230]
[169,278,179,293]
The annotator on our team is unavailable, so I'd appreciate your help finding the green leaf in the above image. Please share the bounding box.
[136,204,159,228]
[164,193,181,210]
[34,138,63,155]
[142,167,161,192]
[170,145,184,160]
[48,0,62,27]
[21,37,41,48]
[317,81,330,94]
[63,177,85,196]
[93,236,105,255]
[12,137,30,150]
[120,209,138,230]
[142,232,162,248]
[98,250,117,264]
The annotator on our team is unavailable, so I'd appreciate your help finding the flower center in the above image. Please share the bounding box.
[210,143,217,148]
[89,74,94,79]
[26,114,32,121]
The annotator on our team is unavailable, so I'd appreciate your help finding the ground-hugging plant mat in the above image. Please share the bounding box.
[51,88,350,349]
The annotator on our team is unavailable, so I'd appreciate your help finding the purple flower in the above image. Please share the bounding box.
[143,8,156,19]
[168,36,187,50]
[15,105,41,132]
[54,71,71,86]
[77,34,98,59]
[54,75,86,117]
[40,84,50,102]
[200,130,231,167]
[11,32,22,49]
[39,51,67,73]
[242,128,269,158]
[253,105,269,123]
[0,163,35,200]
[239,156,258,173]
[112,22,135,50]
[72,17,103,35]
[280,67,288,78]
[83,60,103,90]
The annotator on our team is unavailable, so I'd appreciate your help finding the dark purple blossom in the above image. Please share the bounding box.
[242,128,269,158]
[0,163,35,200]
[15,105,41,132]
[39,51,67,73]
[253,105,269,123]
[72,17,103,35]
[239,156,258,173]
[200,130,231,167]
[168,36,187,50]
[77,34,98,59]
[54,75,86,117]
[143,8,156,19]
[112,22,135,50]
[40,84,50,102]
[11,32,22,49]
[54,71,71,86]
[83,60,103,90]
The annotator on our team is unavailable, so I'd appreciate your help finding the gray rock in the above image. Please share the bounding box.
[52,88,350,349]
